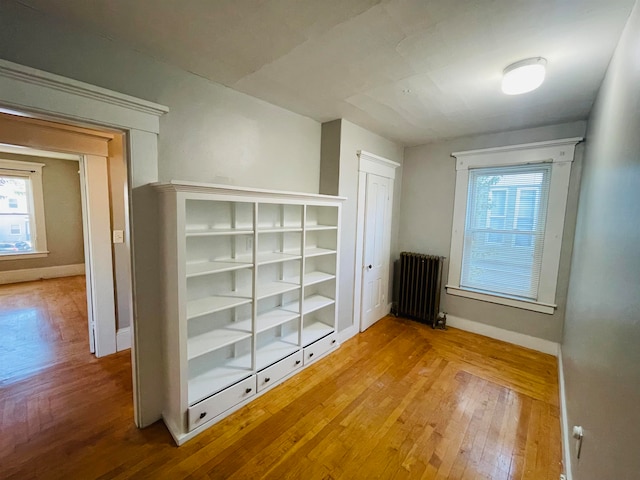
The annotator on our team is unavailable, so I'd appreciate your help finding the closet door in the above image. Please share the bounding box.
[360,173,392,331]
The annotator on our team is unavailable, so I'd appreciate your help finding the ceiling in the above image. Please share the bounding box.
[16,0,635,146]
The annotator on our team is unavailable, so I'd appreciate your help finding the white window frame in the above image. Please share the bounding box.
[447,138,582,314]
[485,187,508,244]
[512,187,539,248]
[0,158,48,260]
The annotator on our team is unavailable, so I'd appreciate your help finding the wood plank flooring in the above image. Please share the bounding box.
[0,277,562,479]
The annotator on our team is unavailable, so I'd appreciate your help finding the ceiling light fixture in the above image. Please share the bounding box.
[501,57,547,95]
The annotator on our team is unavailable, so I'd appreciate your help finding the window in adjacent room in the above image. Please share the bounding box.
[447,138,582,314]
[0,159,48,259]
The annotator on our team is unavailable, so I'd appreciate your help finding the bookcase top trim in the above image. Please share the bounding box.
[153,180,346,202]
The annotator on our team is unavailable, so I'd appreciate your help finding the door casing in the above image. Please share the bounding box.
[0,58,168,428]
[354,150,400,333]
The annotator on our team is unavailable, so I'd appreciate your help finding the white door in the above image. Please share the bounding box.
[80,155,117,357]
[360,173,392,331]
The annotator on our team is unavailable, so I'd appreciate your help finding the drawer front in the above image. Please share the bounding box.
[257,350,304,392]
[303,332,337,365]
[188,376,256,431]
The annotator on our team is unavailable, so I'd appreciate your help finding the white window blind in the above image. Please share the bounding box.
[460,163,551,300]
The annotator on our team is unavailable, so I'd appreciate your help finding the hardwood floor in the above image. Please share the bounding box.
[1,277,562,479]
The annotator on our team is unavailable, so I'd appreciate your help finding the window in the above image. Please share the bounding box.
[447,138,581,314]
[0,159,47,259]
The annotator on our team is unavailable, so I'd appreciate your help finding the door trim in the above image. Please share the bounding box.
[80,154,118,357]
[354,151,400,333]
[0,58,168,428]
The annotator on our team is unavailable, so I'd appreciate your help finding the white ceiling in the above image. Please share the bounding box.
[17,0,635,146]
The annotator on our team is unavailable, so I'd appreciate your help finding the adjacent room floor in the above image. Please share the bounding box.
[1,277,562,479]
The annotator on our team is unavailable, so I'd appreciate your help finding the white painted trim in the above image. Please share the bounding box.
[117,327,132,351]
[0,59,168,132]
[446,315,559,356]
[446,286,556,314]
[0,158,46,171]
[357,150,400,179]
[81,154,117,358]
[355,151,399,333]
[558,345,573,480]
[0,263,84,284]
[338,324,359,343]
[353,170,367,333]
[0,157,48,254]
[447,138,581,311]
[0,251,48,261]
[154,180,346,201]
[0,143,81,160]
[168,343,339,445]
[451,137,584,158]
[0,59,168,429]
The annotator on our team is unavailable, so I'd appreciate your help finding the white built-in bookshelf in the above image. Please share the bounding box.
[155,181,343,445]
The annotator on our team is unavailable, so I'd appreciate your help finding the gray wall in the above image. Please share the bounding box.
[321,119,404,333]
[561,2,640,478]
[400,121,586,342]
[0,153,84,271]
[0,2,321,193]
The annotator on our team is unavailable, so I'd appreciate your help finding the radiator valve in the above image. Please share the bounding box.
[434,312,447,330]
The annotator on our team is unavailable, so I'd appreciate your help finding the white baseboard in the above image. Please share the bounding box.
[0,263,85,285]
[446,315,559,356]
[558,345,572,479]
[338,324,359,343]
[116,327,131,351]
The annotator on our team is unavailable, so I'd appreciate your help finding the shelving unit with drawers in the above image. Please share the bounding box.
[155,181,343,445]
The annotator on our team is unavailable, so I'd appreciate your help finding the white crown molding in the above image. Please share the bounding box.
[451,137,584,158]
[357,150,401,168]
[0,59,168,134]
[0,59,168,117]
[357,150,400,179]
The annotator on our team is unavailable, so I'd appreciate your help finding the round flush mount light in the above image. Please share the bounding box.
[501,57,547,95]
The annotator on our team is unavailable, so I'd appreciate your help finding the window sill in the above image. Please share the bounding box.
[445,285,556,314]
[0,251,49,261]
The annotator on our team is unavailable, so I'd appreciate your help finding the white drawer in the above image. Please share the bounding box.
[188,376,256,431]
[303,332,337,365]
[257,350,303,392]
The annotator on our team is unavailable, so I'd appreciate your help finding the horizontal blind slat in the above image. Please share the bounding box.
[461,163,551,300]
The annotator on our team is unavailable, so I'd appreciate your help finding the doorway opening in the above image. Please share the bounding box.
[0,112,132,384]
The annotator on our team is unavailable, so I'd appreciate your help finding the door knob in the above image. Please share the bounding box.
[367,264,373,270]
